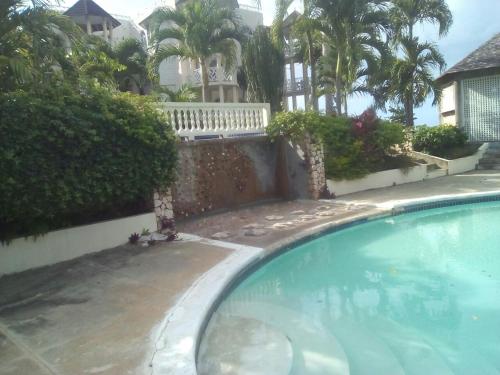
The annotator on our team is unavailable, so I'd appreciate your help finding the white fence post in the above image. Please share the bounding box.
[157,102,271,140]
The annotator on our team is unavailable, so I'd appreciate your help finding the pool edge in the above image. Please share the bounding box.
[150,191,500,375]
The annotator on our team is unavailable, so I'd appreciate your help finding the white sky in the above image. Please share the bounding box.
[59,0,500,125]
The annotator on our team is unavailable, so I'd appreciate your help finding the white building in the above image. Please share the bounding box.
[437,33,500,142]
[64,0,146,46]
[140,0,264,103]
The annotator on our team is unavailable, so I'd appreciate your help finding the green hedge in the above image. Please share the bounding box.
[412,125,468,158]
[268,110,409,180]
[0,84,177,242]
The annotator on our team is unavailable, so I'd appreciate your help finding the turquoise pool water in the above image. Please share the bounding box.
[200,201,500,375]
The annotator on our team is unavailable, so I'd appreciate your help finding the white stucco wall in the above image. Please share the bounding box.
[0,213,158,276]
[439,83,457,125]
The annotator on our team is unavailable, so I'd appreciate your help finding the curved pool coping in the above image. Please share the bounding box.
[148,190,500,375]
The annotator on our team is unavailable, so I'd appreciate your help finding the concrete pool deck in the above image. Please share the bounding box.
[1,170,499,375]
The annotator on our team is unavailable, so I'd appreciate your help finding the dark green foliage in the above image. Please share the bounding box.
[269,110,409,180]
[413,125,468,158]
[0,84,177,242]
[243,26,285,113]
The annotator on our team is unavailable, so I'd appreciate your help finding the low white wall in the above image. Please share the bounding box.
[327,165,427,197]
[411,143,488,176]
[0,213,157,276]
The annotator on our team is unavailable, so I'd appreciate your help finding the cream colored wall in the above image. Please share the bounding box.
[156,6,263,93]
[439,82,457,125]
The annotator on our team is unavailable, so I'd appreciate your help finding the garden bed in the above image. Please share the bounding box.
[327,164,427,197]
[411,143,488,175]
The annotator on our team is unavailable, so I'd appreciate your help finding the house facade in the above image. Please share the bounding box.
[438,33,500,142]
[64,0,146,46]
[140,0,263,103]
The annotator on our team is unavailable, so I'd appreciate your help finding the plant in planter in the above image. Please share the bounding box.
[128,233,140,244]
[412,125,476,159]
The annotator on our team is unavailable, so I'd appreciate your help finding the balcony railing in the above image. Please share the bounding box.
[191,67,237,86]
[286,78,306,93]
[157,102,271,140]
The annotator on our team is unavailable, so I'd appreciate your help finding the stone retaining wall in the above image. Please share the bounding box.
[168,135,327,220]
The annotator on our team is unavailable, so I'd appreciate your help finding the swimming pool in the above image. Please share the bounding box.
[198,200,500,375]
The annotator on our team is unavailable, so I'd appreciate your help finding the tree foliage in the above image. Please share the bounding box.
[243,26,284,112]
[150,0,244,102]
[0,83,177,242]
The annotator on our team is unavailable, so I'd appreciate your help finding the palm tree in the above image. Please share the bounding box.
[154,84,199,102]
[389,0,452,41]
[242,26,284,112]
[313,0,389,115]
[386,0,452,126]
[114,38,149,95]
[0,0,82,91]
[291,0,322,111]
[388,37,445,126]
[150,0,243,102]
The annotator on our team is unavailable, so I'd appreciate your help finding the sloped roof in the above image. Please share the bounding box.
[439,32,500,81]
[64,0,121,28]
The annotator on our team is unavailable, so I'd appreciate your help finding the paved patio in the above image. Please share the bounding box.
[1,170,499,375]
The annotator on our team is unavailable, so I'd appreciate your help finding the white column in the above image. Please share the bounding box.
[290,61,297,110]
[102,18,108,41]
[108,22,113,42]
[86,17,92,35]
[219,86,225,103]
[233,87,239,103]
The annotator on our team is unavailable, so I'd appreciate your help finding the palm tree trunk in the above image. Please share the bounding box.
[200,59,209,102]
[335,50,343,116]
[306,31,318,111]
[343,92,348,116]
[404,97,414,127]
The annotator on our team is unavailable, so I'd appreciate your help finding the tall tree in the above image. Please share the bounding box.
[387,0,452,125]
[389,0,452,41]
[150,0,243,102]
[242,26,284,112]
[292,0,322,111]
[0,0,81,91]
[388,37,445,126]
[314,0,389,115]
[114,38,149,95]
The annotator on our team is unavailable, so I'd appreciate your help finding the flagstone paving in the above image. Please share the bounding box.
[0,170,498,374]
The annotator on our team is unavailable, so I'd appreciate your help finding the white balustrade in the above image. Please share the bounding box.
[157,102,271,140]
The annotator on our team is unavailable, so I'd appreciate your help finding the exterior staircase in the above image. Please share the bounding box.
[478,143,500,170]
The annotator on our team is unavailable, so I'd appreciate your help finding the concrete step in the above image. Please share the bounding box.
[198,315,293,375]
[222,300,350,375]
[480,158,500,164]
[371,316,455,375]
[478,164,500,170]
[329,317,405,375]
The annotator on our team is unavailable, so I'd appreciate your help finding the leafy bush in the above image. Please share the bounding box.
[0,84,177,242]
[267,111,329,142]
[413,125,468,158]
[268,110,409,180]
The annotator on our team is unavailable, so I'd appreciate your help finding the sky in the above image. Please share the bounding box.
[60,0,500,125]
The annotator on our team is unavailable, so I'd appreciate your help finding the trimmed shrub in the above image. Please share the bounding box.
[0,84,177,242]
[413,125,468,157]
[268,110,409,180]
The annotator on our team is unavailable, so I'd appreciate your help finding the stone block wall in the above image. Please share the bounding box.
[301,134,327,199]
[171,137,282,219]
[165,135,327,221]
[153,190,174,230]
